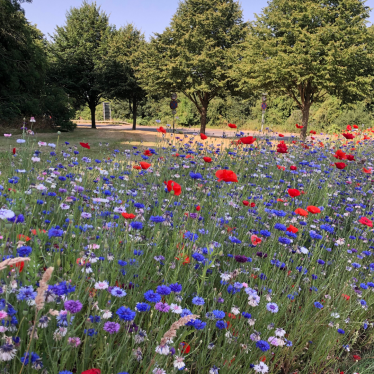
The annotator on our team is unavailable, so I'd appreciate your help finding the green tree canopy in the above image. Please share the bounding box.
[102,24,147,130]
[0,0,46,118]
[232,0,373,138]
[137,0,248,134]
[49,1,112,129]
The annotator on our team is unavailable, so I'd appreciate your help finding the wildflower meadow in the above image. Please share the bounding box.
[0,124,374,374]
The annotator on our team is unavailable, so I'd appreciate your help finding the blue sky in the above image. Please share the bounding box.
[24,0,374,40]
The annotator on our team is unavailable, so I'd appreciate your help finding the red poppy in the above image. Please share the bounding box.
[342,133,354,140]
[295,208,308,217]
[335,162,346,169]
[182,256,190,265]
[307,206,320,214]
[346,125,352,131]
[359,216,373,228]
[179,342,191,354]
[157,126,166,134]
[353,124,358,129]
[353,355,361,361]
[165,180,182,196]
[290,165,297,171]
[195,205,201,211]
[346,154,355,161]
[143,150,152,156]
[80,142,90,149]
[10,261,24,273]
[133,165,141,170]
[215,170,238,183]
[12,148,16,155]
[260,356,267,362]
[286,225,298,234]
[342,294,350,300]
[251,235,262,246]
[228,123,237,129]
[277,165,285,171]
[200,133,208,140]
[363,168,372,174]
[81,369,101,374]
[278,134,284,137]
[334,150,347,160]
[203,156,212,163]
[238,136,256,144]
[295,124,303,129]
[139,162,151,170]
[310,130,316,134]
[242,200,249,206]
[250,202,256,207]
[18,234,31,242]
[121,213,136,219]
[288,188,300,198]
[276,142,288,154]
[31,229,46,235]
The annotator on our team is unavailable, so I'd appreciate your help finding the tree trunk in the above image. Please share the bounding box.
[132,97,137,130]
[300,102,311,140]
[200,105,207,134]
[90,104,96,129]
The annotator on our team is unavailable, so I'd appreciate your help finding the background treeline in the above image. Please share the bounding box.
[1,0,374,134]
[0,0,76,132]
[77,93,373,133]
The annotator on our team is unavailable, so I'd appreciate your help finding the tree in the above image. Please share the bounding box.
[0,0,47,118]
[232,0,373,138]
[137,0,247,134]
[49,1,112,129]
[102,24,147,130]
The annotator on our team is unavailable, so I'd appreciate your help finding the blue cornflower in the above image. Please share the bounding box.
[260,230,271,237]
[274,223,286,231]
[228,236,241,244]
[242,312,251,319]
[320,224,334,233]
[144,290,161,303]
[314,302,323,309]
[189,172,202,179]
[116,307,136,321]
[110,287,127,298]
[266,302,279,313]
[156,285,171,295]
[256,340,270,352]
[337,329,345,334]
[215,320,227,329]
[192,296,205,305]
[150,216,165,223]
[278,237,291,245]
[17,246,32,257]
[169,283,182,293]
[192,253,205,262]
[191,319,206,330]
[309,231,322,240]
[130,221,143,230]
[317,259,325,265]
[212,310,225,319]
[136,303,151,312]
[180,308,193,317]
[17,286,37,301]
[48,228,63,238]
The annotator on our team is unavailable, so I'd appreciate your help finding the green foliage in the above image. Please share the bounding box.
[49,1,113,128]
[233,0,374,137]
[0,0,47,118]
[137,0,248,133]
[102,24,147,129]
